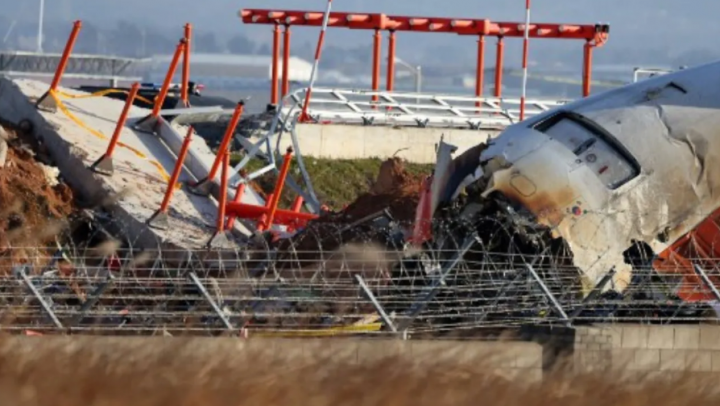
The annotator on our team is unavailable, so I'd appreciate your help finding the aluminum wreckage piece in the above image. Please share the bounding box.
[426,59,720,302]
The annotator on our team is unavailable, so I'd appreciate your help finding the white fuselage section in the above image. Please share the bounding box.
[467,59,720,291]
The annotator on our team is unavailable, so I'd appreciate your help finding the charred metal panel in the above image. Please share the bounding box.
[440,59,720,296]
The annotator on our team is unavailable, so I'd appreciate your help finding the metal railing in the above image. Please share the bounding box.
[284,88,568,129]
[0,51,148,87]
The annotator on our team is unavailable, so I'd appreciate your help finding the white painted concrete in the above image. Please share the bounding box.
[259,123,501,164]
[0,77,229,249]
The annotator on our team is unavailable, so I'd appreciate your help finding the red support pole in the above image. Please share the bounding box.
[494,37,504,98]
[49,20,82,92]
[159,126,194,213]
[475,35,486,108]
[286,196,304,233]
[371,29,382,108]
[257,193,274,232]
[90,82,140,176]
[226,182,247,230]
[206,101,244,181]
[106,82,140,158]
[215,152,230,233]
[152,39,186,118]
[282,25,291,99]
[263,147,294,231]
[271,24,281,105]
[181,23,192,107]
[291,196,304,212]
[386,31,396,92]
[583,41,593,98]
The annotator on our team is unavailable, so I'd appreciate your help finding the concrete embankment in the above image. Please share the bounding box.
[256,123,502,164]
[0,77,224,250]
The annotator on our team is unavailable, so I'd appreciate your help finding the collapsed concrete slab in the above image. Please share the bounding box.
[0,77,236,251]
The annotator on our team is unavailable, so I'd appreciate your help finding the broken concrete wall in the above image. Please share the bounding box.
[0,77,226,252]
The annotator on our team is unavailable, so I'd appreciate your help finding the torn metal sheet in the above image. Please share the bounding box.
[435,59,720,296]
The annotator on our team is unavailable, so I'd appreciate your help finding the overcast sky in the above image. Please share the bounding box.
[4,0,718,67]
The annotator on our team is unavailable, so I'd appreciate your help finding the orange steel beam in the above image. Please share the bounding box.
[262,147,294,231]
[181,23,192,106]
[271,24,281,105]
[226,182,246,230]
[156,126,194,215]
[215,152,230,234]
[281,25,291,98]
[105,82,140,159]
[494,38,504,98]
[49,20,82,92]
[582,40,594,97]
[152,39,186,118]
[240,9,608,40]
[386,30,396,92]
[371,29,381,106]
[241,9,389,30]
[475,35,485,107]
[226,201,319,228]
[205,101,244,182]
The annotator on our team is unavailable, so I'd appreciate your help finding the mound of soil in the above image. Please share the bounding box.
[325,157,426,224]
[0,127,77,269]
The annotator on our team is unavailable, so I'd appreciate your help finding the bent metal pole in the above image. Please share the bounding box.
[519,0,531,121]
[298,0,333,122]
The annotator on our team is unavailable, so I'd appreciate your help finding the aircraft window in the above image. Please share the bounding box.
[533,112,640,190]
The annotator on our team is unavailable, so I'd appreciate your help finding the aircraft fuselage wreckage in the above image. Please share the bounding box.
[419,59,720,304]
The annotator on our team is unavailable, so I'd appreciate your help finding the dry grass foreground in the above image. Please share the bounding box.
[0,336,719,406]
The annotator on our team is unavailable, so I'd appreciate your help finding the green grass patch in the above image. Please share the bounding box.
[230,153,433,209]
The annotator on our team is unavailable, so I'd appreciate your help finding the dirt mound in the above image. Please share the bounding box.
[327,157,426,224]
[0,127,76,269]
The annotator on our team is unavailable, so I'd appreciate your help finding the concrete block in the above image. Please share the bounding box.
[647,326,675,349]
[0,78,227,250]
[711,352,720,372]
[699,326,720,350]
[610,349,634,369]
[598,325,623,348]
[674,326,700,349]
[292,123,501,163]
[632,349,660,371]
[621,326,649,349]
[586,343,602,351]
[660,349,685,371]
[686,350,712,372]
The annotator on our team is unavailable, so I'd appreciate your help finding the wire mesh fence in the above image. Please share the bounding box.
[2,210,720,338]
